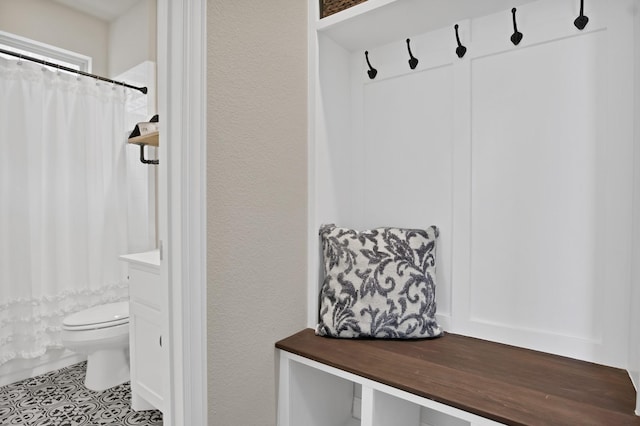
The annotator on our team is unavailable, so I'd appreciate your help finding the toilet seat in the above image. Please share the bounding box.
[63,301,129,331]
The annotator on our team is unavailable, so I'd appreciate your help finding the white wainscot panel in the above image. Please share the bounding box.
[360,66,453,319]
[315,34,357,227]
[469,32,606,350]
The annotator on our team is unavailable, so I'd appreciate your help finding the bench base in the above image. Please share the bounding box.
[276,329,640,425]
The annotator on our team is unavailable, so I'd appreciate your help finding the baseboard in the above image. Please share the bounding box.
[0,349,86,387]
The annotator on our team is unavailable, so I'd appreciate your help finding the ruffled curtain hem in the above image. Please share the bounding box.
[0,282,128,366]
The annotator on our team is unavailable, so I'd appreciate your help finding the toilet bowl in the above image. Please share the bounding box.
[62,301,130,391]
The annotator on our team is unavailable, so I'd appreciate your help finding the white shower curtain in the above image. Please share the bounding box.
[0,57,139,365]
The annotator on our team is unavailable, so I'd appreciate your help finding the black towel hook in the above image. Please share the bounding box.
[406,38,419,70]
[511,8,523,46]
[454,24,467,58]
[365,51,377,79]
[574,0,589,30]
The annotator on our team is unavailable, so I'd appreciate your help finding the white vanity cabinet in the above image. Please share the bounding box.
[120,250,164,412]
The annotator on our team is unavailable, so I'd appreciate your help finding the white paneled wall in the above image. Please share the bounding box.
[310,0,637,375]
[360,67,454,321]
[469,30,607,356]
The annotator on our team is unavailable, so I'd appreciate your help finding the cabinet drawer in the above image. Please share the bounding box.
[128,266,161,309]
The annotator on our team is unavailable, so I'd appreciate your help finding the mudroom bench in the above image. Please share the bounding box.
[276,329,640,426]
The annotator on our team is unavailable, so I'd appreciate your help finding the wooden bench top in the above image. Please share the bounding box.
[276,329,640,426]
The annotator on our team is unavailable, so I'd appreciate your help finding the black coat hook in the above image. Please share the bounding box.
[406,38,419,70]
[510,8,523,45]
[574,0,589,30]
[365,51,377,79]
[454,24,467,58]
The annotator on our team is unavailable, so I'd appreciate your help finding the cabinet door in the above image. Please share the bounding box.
[130,302,163,411]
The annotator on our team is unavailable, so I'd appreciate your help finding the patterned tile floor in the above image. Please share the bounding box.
[0,362,162,425]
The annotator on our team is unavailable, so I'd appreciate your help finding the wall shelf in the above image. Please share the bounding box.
[128,131,159,164]
[128,131,159,147]
[316,0,538,51]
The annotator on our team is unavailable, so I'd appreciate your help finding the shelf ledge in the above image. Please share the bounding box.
[128,131,159,147]
[316,0,538,51]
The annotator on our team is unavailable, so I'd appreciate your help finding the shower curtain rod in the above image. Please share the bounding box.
[0,48,148,94]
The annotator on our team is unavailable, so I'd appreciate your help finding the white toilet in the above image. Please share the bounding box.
[62,301,130,391]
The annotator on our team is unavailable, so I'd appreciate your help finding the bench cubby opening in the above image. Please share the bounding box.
[286,358,359,426]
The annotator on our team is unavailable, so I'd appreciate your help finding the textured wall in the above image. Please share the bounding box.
[207,0,307,424]
[108,0,156,77]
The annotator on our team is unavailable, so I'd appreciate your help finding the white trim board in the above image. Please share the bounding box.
[157,0,207,425]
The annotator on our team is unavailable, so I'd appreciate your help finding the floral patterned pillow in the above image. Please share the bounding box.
[316,224,442,339]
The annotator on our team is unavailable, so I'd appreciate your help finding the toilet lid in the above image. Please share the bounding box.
[63,301,129,330]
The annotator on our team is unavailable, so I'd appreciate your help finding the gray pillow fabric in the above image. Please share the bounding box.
[316,224,442,339]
